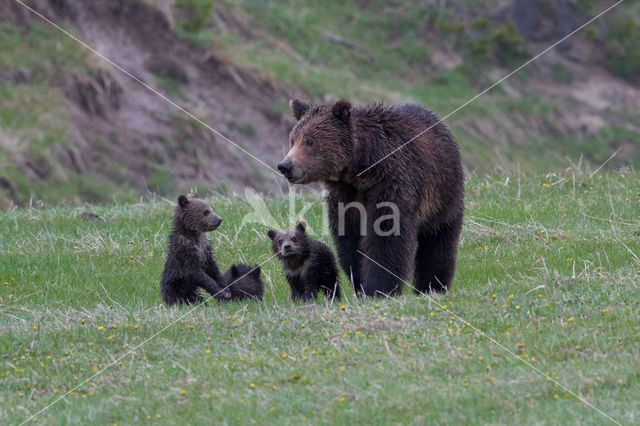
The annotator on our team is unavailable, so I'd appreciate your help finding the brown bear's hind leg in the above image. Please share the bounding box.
[162,281,200,305]
[360,208,418,297]
[360,234,417,296]
[413,218,462,293]
[162,283,179,305]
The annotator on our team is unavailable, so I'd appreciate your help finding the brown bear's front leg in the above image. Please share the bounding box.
[326,186,364,295]
[286,276,306,300]
[202,246,230,299]
[359,194,418,297]
[189,270,229,300]
[204,244,224,283]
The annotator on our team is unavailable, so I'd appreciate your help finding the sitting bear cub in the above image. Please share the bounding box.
[267,222,340,302]
[223,264,265,301]
[161,194,230,305]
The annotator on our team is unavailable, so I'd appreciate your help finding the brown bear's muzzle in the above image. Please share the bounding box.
[208,216,222,231]
[277,160,293,177]
[277,159,306,183]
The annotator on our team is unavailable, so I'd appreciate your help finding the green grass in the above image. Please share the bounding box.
[153,72,185,99]
[0,21,88,83]
[1,172,639,424]
[0,84,126,208]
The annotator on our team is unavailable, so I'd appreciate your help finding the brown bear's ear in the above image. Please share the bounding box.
[178,195,190,208]
[267,230,277,240]
[230,264,239,278]
[251,266,261,278]
[332,100,351,123]
[296,221,306,234]
[290,98,310,120]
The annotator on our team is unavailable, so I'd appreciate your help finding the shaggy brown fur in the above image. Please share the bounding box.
[160,195,230,305]
[222,264,264,301]
[267,222,341,301]
[277,100,464,297]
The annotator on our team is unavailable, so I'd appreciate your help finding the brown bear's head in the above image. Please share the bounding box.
[267,222,310,258]
[277,99,353,184]
[175,194,222,233]
[229,264,262,282]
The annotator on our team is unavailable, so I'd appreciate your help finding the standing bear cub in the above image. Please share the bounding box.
[277,99,464,297]
[268,222,341,302]
[161,195,230,305]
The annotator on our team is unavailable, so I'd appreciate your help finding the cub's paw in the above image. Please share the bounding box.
[302,291,318,301]
[217,289,231,300]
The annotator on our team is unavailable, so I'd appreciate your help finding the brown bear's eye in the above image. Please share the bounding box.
[305,139,314,146]
[203,210,210,216]
[292,236,297,242]
[278,239,283,245]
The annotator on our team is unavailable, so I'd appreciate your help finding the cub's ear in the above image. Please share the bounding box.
[178,195,190,208]
[251,266,261,278]
[332,100,351,123]
[290,98,310,120]
[267,230,277,240]
[296,221,306,233]
[230,264,239,278]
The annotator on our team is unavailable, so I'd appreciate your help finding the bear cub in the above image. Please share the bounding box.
[161,194,230,305]
[222,264,265,301]
[267,222,340,301]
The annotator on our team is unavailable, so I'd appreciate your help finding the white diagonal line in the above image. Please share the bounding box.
[357,249,622,425]
[17,252,279,425]
[12,0,279,176]
[358,0,624,177]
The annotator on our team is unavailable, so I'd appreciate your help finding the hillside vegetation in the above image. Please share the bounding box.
[1,0,640,208]
[1,172,639,424]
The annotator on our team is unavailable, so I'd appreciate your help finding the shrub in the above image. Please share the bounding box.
[435,20,466,45]
[472,18,491,32]
[492,24,530,66]
[174,0,215,33]
[606,18,640,79]
[550,61,573,84]
[569,0,596,14]
[463,19,492,64]
[462,21,530,69]
[468,37,492,59]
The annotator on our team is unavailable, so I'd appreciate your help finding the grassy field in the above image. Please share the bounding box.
[1,171,639,424]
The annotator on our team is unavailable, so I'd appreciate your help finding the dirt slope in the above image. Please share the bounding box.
[1,0,639,209]
[1,0,297,203]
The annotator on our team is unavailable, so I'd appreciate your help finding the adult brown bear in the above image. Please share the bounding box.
[277,99,464,297]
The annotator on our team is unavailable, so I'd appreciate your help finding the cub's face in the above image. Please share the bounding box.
[267,222,308,257]
[177,195,222,233]
[277,99,353,184]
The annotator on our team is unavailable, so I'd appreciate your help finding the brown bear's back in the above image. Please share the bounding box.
[349,103,464,228]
